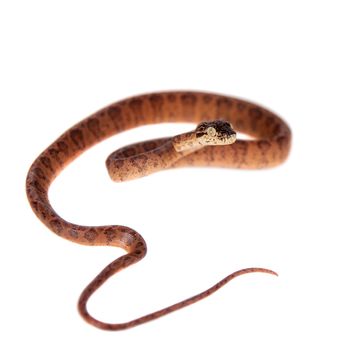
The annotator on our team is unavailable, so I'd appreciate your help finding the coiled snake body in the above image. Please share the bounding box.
[26,91,291,330]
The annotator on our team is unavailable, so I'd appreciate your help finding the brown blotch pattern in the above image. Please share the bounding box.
[69,229,79,239]
[104,228,117,244]
[50,219,63,235]
[257,140,271,156]
[249,107,263,132]
[216,97,233,118]
[33,167,46,181]
[203,94,213,104]
[129,98,145,124]
[84,229,98,243]
[166,93,176,103]
[57,141,69,155]
[108,105,123,131]
[181,93,197,120]
[237,102,247,111]
[87,118,105,139]
[70,128,85,150]
[49,148,64,166]
[149,94,164,119]
[40,156,53,173]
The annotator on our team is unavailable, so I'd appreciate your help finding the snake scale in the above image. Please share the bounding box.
[26,91,291,330]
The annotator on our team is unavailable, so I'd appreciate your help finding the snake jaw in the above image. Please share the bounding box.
[196,120,237,146]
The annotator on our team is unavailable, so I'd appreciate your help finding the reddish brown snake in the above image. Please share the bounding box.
[26,91,291,330]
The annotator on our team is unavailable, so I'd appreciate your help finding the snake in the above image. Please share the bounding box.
[26,91,291,331]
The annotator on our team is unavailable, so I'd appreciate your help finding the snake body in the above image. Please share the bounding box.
[26,91,291,330]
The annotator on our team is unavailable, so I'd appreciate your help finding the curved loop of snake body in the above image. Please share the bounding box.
[26,91,291,331]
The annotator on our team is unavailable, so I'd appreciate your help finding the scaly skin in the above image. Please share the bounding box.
[26,91,291,330]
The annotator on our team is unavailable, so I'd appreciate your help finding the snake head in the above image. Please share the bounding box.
[195,120,237,146]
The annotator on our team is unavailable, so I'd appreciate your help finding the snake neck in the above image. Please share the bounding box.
[172,131,202,153]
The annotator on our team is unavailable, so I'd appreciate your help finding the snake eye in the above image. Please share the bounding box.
[207,127,216,137]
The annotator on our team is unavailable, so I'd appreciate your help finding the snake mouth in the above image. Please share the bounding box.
[222,130,237,143]
[216,131,237,145]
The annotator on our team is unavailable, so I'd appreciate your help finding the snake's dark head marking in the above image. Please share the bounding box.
[195,120,237,146]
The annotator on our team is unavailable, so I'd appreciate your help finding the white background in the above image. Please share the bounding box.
[1,1,349,349]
